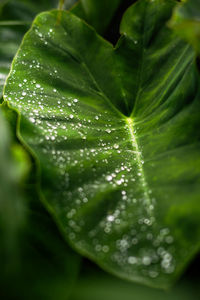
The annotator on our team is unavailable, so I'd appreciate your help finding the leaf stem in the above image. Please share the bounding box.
[57,0,65,25]
[58,0,65,10]
[126,117,153,217]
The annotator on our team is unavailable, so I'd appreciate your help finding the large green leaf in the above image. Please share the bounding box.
[4,0,200,288]
[169,0,200,53]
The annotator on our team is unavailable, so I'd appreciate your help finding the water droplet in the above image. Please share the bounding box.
[105,129,111,134]
[29,117,35,123]
[107,215,115,222]
[142,256,151,266]
[106,175,112,182]
[128,256,137,264]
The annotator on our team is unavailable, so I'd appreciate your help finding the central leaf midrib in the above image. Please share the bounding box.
[126,117,152,215]
[73,58,152,214]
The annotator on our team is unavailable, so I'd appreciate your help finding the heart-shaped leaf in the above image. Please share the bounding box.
[4,0,200,288]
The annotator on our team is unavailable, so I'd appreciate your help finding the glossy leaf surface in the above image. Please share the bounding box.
[4,0,200,288]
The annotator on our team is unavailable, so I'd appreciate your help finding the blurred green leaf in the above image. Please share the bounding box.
[0,104,81,299]
[1,191,81,300]
[169,0,200,53]
[0,104,29,281]
[70,259,200,300]
[4,0,200,288]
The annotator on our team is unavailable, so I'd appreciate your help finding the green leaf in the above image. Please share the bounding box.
[169,0,200,53]
[1,192,81,300]
[72,0,122,34]
[0,104,29,275]
[0,104,80,299]
[4,0,200,288]
[70,259,200,300]
[0,105,28,229]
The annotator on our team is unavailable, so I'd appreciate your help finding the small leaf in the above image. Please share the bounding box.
[4,0,200,288]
